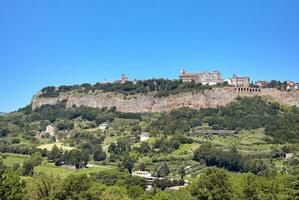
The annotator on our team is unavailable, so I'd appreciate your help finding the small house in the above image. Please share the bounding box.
[132,171,152,179]
[99,123,109,131]
[285,153,295,160]
[140,132,150,142]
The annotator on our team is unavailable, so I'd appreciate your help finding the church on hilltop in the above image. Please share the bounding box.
[179,69,250,87]
[179,69,223,85]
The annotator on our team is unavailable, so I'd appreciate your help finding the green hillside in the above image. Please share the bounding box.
[0,96,298,199]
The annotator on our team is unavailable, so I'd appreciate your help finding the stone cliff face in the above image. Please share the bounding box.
[31,87,299,112]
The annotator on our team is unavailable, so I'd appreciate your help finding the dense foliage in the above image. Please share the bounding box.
[39,79,229,97]
[148,96,299,143]
[193,144,272,175]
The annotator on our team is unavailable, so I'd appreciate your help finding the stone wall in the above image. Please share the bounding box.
[31,87,299,113]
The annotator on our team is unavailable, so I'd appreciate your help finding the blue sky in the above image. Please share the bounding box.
[0,0,299,112]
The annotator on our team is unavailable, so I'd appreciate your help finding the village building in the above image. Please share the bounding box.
[285,81,294,90]
[140,132,150,142]
[230,74,250,87]
[284,81,299,90]
[45,125,55,136]
[99,122,109,131]
[114,74,128,84]
[179,69,223,85]
[132,171,152,178]
[255,80,269,88]
[285,153,295,160]
[132,170,154,190]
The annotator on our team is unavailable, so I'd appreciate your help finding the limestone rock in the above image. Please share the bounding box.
[31,87,299,112]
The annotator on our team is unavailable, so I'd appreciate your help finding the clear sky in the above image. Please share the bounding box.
[0,0,299,112]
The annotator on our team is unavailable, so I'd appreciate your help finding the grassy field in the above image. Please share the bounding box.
[172,143,200,156]
[37,142,75,151]
[34,163,115,177]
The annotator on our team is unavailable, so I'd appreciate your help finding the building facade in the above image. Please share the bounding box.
[114,74,128,84]
[255,80,269,88]
[285,81,299,90]
[179,69,223,85]
[230,74,250,87]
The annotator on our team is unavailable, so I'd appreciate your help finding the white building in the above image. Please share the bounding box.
[285,153,295,160]
[140,132,150,142]
[132,171,152,179]
[99,123,109,131]
[179,69,223,85]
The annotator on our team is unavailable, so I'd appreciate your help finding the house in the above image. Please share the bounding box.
[230,74,250,87]
[285,153,295,160]
[45,125,55,136]
[99,123,109,131]
[284,81,299,90]
[132,171,152,179]
[140,132,150,142]
[114,74,128,84]
[255,80,269,88]
[285,81,295,90]
[179,69,223,85]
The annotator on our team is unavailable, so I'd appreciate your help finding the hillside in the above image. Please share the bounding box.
[1,84,299,199]
[31,84,299,112]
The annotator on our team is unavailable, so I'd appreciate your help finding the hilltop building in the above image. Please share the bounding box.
[114,74,128,84]
[255,80,269,88]
[179,69,223,85]
[284,81,299,90]
[229,74,250,87]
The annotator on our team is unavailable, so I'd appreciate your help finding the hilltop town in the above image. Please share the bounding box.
[1,69,299,199]
[114,69,299,91]
[1,70,299,199]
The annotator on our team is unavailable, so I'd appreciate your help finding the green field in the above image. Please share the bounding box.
[37,142,75,151]
[172,143,200,156]
[34,163,115,177]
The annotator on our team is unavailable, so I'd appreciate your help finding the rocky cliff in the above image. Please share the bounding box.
[31,87,299,112]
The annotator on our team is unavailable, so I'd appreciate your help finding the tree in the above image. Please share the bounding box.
[100,186,130,200]
[139,163,147,171]
[0,128,8,137]
[179,166,186,179]
[81,150,90,168]
[27,173,61,200]
[30,152,43,166]
[48,145,63,162]
[93,147,106,161]
[122,156,134,174]
[22,160,34,176]
[128,185,144,199]
[138,142,151,154]
[157,163,170,178]
[55,174,92,200]
[0,172,26,200]
[0,159,6,175]
[242,173,260,200]
[190,168,233,200]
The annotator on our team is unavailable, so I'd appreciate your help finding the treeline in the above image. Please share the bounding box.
[193,144,275,175]
[148,96,299,143]
[39,79,228,97]
[21,103,141,123]
[1,163,298,200]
